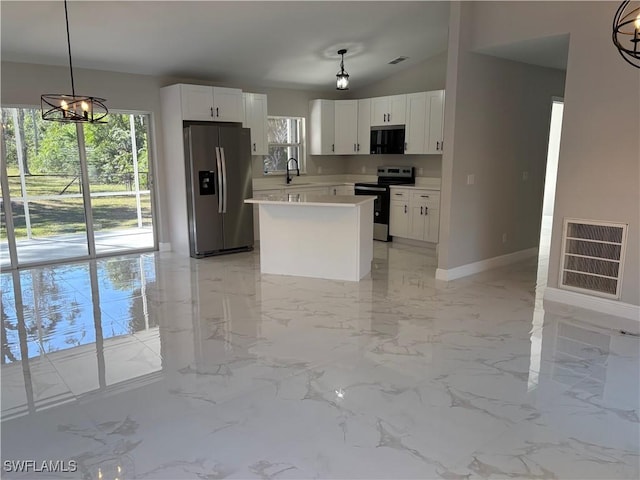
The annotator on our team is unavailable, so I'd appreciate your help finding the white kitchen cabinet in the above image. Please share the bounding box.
[357,98,371,155]
[425,90,445,153]
[334,100,359,154]
[243,93,268,155]
[370,94,406,126]
[404,90,445,155]
[330,185,355,195]
[309,99,335,155]
[180,84,244,122]
[286,186,329,195]
[389,188,440,243]
[405,93,428,154]
[389,189,410,237]
[408,190,440,242]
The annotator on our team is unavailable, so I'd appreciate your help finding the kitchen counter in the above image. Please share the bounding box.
[245,196,375,281]
[245,194,373,207]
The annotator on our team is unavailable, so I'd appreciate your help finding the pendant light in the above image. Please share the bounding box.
[41,0,108,123]
[336,49,349,90]
[612,0,640,68]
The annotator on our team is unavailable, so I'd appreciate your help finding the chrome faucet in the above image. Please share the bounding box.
[286,157,300,184]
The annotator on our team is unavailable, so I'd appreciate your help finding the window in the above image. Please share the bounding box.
[264,116,305,175]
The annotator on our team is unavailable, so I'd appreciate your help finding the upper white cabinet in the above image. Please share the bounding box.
[371,94,406,126]
[405,93,428,154]
[357,98,371,155]
[180,84,244,123]
[425,90,445,153]
[309,99,335,155]
[243,93,269,156]
[404,90,445,154]
[309,90,443,156]
[334,100,359,154]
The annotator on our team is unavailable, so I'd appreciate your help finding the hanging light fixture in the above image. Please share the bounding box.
[41,0,108,123]
[336,49,349,90]
[612,0,640,68]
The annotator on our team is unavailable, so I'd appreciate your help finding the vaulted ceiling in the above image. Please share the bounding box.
[1,1,451,92]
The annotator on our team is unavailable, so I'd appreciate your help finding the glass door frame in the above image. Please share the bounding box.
[1,106,159,270]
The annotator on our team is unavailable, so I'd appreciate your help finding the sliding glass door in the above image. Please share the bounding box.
[0,107,156,268]
[84,113,154,255]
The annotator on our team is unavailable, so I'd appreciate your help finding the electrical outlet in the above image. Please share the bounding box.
[502,233,508,244]
[522,171,529,181]
[361,165,366,173]
[418,167,424,175]
[317,166,323,174]
[466,174,475,185]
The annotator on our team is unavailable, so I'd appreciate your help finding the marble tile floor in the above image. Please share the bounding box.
[1,242,638,479]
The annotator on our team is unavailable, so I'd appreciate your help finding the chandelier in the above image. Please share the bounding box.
[41,0,108,123]
[612,0,640,68]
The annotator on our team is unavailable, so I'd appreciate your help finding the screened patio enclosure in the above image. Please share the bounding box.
[1,108,157,269]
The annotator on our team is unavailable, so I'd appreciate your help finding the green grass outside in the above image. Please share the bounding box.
[1,168,153,240]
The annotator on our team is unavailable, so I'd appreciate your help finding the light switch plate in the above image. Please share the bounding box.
[467,174,475,185]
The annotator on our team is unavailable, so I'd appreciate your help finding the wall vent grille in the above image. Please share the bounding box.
[388,56,408,65]
[559,218,627,299]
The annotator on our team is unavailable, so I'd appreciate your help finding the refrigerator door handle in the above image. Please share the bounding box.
[220,147,228,213]
[215,147,223,213]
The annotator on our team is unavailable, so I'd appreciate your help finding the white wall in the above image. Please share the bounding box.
[439,3,566,272]
[467,1,640,306]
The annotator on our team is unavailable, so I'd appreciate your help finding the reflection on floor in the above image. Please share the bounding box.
[1,243,638,479]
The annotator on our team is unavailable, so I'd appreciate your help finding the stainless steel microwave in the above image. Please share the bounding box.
[370,126,405,154]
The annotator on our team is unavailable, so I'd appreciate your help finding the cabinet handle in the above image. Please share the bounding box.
[420,195,430,198]
[421,206,424,215]
[210,107,214,117]
[388,113,391,122]
[357,143,360,151]
[394,193,403,196]
[216,107,219,117]
[332,144,334,152]
[383,113,387,122]
[253,143,256,152]
[425,207,428,215]
[404,205,407,214]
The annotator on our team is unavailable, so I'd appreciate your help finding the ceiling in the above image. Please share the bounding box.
[1,1,451,92]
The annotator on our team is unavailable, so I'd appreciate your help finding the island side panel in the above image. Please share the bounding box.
[258,204,359,281]
[357,200,374,279]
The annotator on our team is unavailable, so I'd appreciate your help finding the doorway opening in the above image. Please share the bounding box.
[536,98,564,289]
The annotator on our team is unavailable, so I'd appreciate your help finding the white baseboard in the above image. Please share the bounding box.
[159,242,172,252]
[544,287,640,322]
[436,247,538,281]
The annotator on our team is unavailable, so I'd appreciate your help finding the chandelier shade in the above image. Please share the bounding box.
[336,49,349,90]
[41,0,108,123]
[612,0,640,68]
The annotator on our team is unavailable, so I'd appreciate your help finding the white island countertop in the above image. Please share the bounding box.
[245,194,375,208]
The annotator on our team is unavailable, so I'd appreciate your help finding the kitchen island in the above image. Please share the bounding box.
[245,194,375,281]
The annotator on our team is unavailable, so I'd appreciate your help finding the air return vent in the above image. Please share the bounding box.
[559,219,628,299]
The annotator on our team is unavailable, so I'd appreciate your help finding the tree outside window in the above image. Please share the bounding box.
[264,116,305,175]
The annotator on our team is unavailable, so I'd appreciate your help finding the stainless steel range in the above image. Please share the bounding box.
[354,166,415,241]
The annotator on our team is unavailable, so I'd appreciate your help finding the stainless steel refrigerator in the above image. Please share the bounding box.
[183,123,254,258]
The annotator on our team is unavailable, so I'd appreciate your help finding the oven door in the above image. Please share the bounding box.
[354,184,390,241]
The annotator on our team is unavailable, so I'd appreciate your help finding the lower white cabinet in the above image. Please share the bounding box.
[389,188,440,243]
[286,187,329,195]
[331,185,355,195]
